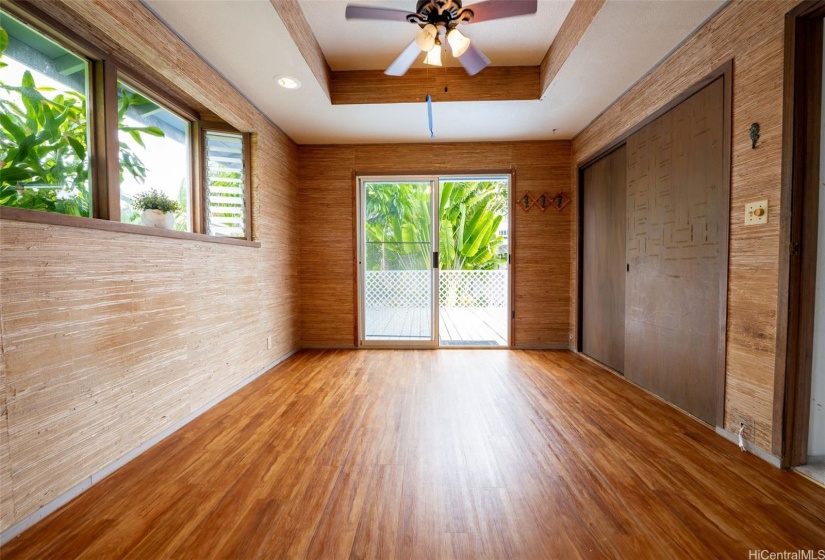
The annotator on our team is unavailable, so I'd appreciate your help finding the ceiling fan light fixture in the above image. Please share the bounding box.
[415,23,438,51]
[446,27,471,57]
[423,40,442,66]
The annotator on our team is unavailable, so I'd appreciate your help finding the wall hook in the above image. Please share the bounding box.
[750,123,760,149]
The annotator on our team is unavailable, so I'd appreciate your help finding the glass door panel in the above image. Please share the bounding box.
[438,177,510,347]
[361,180,436,343]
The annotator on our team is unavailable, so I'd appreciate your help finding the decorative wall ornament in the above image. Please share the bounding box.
[750,122,760,149]
[518,192,569,212]
[551,192,570,211]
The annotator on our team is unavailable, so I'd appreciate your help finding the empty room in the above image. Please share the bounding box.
[1,0,825,557]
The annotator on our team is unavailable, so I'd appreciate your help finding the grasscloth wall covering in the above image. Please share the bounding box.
[571,0,797,454]
[0,0,803,536]
[0,0,300,532]
[298,142,572,349]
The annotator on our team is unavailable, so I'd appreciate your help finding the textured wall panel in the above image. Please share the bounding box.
[0,308,12,529]
[571,0,798,453]
[0,0,300,531]
[298,142,572,348]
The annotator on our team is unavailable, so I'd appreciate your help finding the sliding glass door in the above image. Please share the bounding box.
[358,175,511,347]
[359,178,437,345]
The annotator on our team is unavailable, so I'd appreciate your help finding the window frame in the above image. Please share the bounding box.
[116,73,197,232]
[0,1,257,246]
[200,121,253,241]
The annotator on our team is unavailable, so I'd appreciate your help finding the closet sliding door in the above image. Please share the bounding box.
[624,78,727,425]
[582,146,627,373]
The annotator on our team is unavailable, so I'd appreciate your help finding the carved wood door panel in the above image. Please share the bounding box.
[624,78,726,425]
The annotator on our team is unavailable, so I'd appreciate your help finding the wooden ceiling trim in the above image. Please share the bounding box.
[330,66,540,104]
[269,0,332,99]
[539,0,606,97]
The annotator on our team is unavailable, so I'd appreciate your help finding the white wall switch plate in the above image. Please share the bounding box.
[744,200,768,225]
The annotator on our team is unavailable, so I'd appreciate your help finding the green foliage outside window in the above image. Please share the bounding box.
[0,22,163,217]
[365,180,508,271]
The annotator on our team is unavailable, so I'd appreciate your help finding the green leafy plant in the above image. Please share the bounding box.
[438,181,507,270]
[131,188,180,213]
[0,23,164,216]
[365,182,432,271]
[0,65,92,215]
[364,180,507,272]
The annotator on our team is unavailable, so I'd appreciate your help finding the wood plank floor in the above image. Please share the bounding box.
[4,350,825,558]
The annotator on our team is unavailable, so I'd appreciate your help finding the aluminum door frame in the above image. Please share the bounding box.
[357,176,439,348]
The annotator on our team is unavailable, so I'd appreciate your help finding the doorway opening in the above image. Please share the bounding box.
[778,3,825,482]
[357,175,511,348]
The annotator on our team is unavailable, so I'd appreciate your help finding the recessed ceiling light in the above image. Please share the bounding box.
[275,75,301,89]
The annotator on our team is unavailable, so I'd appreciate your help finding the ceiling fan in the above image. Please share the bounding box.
[345,0,538,77]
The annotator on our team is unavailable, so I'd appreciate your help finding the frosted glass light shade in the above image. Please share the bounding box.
[446,27,470,57]
[423,42,442,66]
[415,24,438,52]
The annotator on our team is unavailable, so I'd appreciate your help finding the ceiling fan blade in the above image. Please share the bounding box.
[462,0,538,23]
[345,5,413,22]
[458,43,490,76]
[385,40,422,76]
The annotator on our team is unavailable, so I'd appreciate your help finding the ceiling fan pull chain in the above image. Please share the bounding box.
[443,54,448,93]
[426,93,435,139]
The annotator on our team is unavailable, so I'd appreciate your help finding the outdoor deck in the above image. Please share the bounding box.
[364,306,507,346]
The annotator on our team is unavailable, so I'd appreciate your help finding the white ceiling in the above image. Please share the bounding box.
[300,0,575,70]
[143,0,726,144]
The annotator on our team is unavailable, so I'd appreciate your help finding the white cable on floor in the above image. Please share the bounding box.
[738,424,747,452]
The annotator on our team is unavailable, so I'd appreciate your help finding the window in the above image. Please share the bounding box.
[0,6,253,243]
[0,11,92,216]
[118,81,191,231]
[204,130,247,238]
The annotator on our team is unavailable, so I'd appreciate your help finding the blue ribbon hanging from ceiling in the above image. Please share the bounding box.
[426,93,434,139]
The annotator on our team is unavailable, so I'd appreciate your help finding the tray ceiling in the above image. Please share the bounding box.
[143,0,726,144]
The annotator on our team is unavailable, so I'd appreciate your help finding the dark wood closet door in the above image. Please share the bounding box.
[582,145,627,373]
[625,78,726,425]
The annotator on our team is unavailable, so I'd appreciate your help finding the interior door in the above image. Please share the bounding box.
[624,78,726,425]
[359,178,437,346]
[582,146,627,372]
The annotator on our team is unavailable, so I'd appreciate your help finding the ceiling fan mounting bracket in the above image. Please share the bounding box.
[407,0,474,26]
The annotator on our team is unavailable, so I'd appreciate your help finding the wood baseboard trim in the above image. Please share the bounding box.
[511,345,572,350]
[299,345,572,350]
[0,348,299,546]
[299,344,358,349]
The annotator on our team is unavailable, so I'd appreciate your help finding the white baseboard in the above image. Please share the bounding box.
[715,427,782,468]
[0,348,298,546]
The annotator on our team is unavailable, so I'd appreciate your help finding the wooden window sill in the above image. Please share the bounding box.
[0,207,261,248]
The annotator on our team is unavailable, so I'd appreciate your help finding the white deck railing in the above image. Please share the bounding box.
[364,270,507,309]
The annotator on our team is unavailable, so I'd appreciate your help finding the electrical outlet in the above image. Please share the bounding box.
[744,200,768,225]
[266,335,272,350]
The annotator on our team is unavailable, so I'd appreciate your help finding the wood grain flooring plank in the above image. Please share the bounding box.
[3,349,825,559]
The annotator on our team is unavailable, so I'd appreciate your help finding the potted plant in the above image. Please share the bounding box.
[132,188,180,229]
